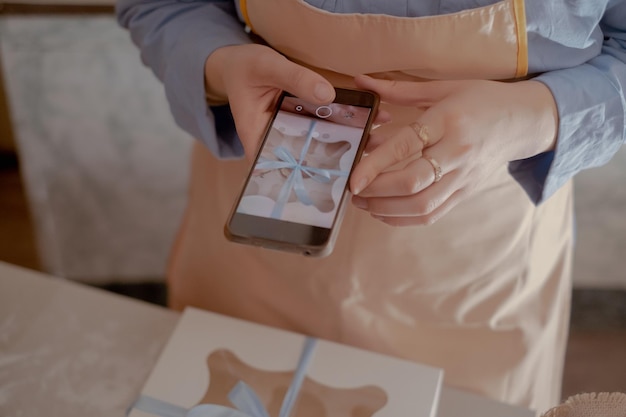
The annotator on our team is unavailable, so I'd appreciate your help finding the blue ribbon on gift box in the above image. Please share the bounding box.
[129,337,317,417]
[254,120,349,219]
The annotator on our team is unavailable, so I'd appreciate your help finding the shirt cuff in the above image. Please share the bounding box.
[510,59,625,204]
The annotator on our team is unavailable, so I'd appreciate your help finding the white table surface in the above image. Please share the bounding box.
[0,261,535,417]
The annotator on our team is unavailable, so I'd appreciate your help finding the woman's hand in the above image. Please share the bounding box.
[349,74,559,226]
[204,44,336,160]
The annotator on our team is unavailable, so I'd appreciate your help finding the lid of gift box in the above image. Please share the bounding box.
[128,307,444,417]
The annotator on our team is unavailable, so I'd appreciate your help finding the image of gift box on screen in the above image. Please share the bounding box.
[239,112,361,228]
[249,123,351,213]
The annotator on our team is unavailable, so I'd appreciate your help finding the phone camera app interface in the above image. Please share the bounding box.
[236,96,372,229]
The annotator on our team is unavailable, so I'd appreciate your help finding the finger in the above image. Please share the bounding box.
[373,108,392,126]
[355,74,456,107]
[356,155,440,197]
[353,169,459,217]
[229,89,282,161]
[350,125,424,194]
[257,53,335,104]
[351,114,444,194]
[362,132,386,154]
[370,189,465,227]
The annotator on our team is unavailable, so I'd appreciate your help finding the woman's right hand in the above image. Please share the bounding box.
[204,44,336,161]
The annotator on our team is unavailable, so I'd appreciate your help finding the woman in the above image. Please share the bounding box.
[116,0,626,412]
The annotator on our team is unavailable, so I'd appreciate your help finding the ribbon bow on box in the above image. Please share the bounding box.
[130,337,318,417]
[255,120,349,219]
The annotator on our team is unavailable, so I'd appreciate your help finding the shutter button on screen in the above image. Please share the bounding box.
[315,106,332,118]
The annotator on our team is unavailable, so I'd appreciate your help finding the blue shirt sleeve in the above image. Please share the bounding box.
[116,0,250,158]
[509,0,626,204]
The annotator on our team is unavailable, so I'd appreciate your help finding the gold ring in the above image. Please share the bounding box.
[423,155,443,183]
[409,121,430,147]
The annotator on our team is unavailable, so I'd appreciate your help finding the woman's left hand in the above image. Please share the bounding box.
[350,74,559,226]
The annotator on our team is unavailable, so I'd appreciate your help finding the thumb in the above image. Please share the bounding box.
[354,74,455,107]
[260,54,335,104]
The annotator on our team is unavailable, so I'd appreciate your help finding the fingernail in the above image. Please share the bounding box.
[353,178,368,195]
[352,197,368,209]
[314,83,334,102]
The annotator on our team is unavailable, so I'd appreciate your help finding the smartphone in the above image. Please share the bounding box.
[224,87,379,257]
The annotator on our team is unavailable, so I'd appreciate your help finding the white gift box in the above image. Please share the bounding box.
[128,307,444,417]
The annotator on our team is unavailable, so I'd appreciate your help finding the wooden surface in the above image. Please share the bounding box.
[0,155,41,270]
[562,330,626,398]
[0,55,15,153]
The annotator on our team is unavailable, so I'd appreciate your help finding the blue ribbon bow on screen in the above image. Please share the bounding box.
[255,120,349,219]
[129,337,317,417]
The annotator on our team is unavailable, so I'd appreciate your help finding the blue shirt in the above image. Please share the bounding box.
[116,0,626,204]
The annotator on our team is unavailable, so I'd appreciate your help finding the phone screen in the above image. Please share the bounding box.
[234,96,372,229]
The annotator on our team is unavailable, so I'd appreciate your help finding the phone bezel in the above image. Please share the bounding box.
[224,87,379,257]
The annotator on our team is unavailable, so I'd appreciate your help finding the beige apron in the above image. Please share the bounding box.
[168,0,573,412]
